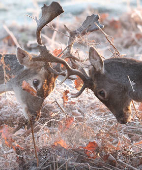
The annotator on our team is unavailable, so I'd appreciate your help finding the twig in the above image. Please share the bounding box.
[56,45,71,58]
[40,164,51,170]
[41,33,62,46]
[102,166,114,170]
[106,164,122,170]
[51,17,60,48]
[127,76,139,120]
[53,155,56,170]
[117,159,139,170]
[54,100,67,117]
[47,24,70,38]
[133,150,142,156]
[57,157,73,170]
[38,155,51,169]
[95,23,121,57]
[132,100,140,120]
[29,119,39,167]
[66,162,67,170]
[3,24,20,47]
[0,54,9,84]
[132,100,138,113]
[26,14,36,20]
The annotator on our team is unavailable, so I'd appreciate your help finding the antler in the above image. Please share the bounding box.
[33,45,93,97]
[35,2,64,45]
[64,14,104,54]
[34,2,68,76]
[60,14,104,96]
[32,2,103,97]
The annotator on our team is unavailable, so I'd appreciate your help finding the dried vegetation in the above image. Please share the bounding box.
[0,3,142,170]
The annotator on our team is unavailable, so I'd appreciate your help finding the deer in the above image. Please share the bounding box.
[0,2,64,121]
[0,1,140,125]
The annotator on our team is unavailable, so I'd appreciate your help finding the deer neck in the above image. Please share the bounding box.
[105,58,142,102]
[0,54,24,84]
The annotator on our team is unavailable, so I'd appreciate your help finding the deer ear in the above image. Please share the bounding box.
[16,47,32,67]
[89,47,104,73]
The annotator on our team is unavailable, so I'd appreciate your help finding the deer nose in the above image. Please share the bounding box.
[117,110,131,124]
[118,118,128,124]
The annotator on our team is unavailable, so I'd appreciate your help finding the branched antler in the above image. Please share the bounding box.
[60,14,104,96]
[33,45,92,97]
[33,45,90,81]
[32,1,103,97]
[64,14,104,54]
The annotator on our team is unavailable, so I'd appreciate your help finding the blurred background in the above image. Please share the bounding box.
[0,0,142,56]
[0,0,141,25]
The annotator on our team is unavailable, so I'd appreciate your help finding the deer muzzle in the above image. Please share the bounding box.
[116,108,131,124]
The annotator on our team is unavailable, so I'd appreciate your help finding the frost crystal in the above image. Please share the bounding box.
[127,75,135,92]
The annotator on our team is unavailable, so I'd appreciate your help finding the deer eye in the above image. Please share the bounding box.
[97,89,107,100]
[33,79,40,88]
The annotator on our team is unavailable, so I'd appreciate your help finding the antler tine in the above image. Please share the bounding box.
[33,2,67,75]
[32,45,92,98]
[33,45,90,82]
[44,62,65,76]
[71,84,86,98]
[64,14,104,53]
[36,2,64,45]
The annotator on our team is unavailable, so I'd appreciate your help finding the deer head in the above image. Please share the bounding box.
[88,47,132,124]
[16,47,57,98]
[56,46,134,124]
[0,47,57,120]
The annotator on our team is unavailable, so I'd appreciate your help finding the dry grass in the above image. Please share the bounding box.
[0,6,142,170]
